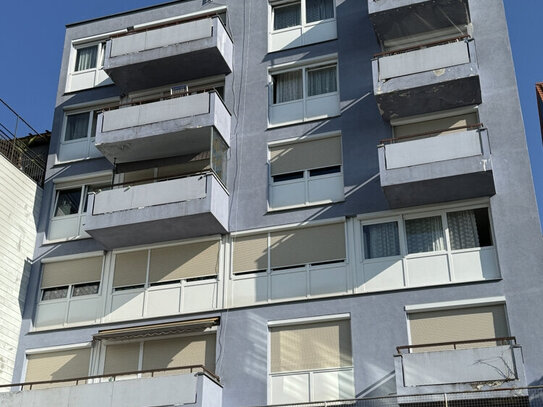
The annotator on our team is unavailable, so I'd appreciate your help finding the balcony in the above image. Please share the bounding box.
[373,37,480,120]
[394,338,527,396]
[368,0,470,43]
[84,172,229,249]
[0,366,221,407]
[103,16,233,93]
[378,126,495,208]
[95,91,230,164]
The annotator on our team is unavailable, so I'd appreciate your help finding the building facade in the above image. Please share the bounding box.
[4,0,543,406]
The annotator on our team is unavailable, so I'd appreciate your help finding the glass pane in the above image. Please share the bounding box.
[274,3,301,30]
[72,282,100,297]
[447,208,492,250]
[42,286,69,301]
[211,131,228,185]
[75,45,98,71]
[307,65,337,97]
[274,70,303,103]
[363,222,400,259]
[406,216,444,254]
[54,188,82,217]
[65,113,90,141]
[306,0,334,23]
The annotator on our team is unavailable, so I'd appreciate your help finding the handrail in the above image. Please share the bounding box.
[379,123,483,145]
[374,34,470,58]
[97,170,212,191]
[109,14,220,39]
[0,364,220,390]
[396,336,517,354]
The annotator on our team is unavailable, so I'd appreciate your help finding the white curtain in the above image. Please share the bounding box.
[447,210,480,250]
[406,216,444,254]
[363,222,400,259]
[65,113,89,141]
[75,45,98,71]
[274,3,301,30]
[274,70,303,103]
[307,66,337,96]
[306,0,334,23]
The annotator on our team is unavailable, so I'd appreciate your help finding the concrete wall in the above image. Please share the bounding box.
[11,1,543,407]
[0,155,41,385]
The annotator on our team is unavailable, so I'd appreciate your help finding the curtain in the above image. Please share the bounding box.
[65,113,90,141]
[274,70,303,103]
[54,189,82,217]
[406,216,444,254]
[307,65,337,96]
[75,45,98,71]
[363,222,400,259]
[306,0,334,23]
[447,210,480,250]
[274,3,301,30]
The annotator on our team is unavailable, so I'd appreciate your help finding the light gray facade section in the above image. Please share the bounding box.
[12,0,543,406]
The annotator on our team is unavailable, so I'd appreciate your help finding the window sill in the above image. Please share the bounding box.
[42,234,92,246]
[53,155,105,166]
[267,112,340,130]
[267,198,344,213]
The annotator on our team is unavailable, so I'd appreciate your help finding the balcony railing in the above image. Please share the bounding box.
[396,336,517,354]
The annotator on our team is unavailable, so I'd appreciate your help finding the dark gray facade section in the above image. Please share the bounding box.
[13,1,543,406]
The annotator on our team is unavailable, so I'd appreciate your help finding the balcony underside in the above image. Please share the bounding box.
[375,74,481,120]
[383,171,495,209]
[369,0,470,42]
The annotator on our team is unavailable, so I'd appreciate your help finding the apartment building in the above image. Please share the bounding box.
[3,0,543,406]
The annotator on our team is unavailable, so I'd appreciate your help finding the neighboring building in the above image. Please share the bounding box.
[3,0,543,406]
[0,133,47,385]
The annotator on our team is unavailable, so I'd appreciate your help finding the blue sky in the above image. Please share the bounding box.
[0,0,541,222]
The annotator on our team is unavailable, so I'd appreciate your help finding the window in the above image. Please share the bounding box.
[269,0,336,52]
[407,304,509,352]
[102,334,216,375]
[361,207,493,260]
[269,61,340,126]
[67,41,111,92]
[269,318,353,404]
[25,347,91,389]
[268,135,343,209]
[232,222,346,274]
[48,174,112,241]
[59,108,109,162]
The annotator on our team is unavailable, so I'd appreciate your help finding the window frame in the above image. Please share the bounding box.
[359,205,495,263]
[268,58,340,127]
[268,0,337,52]
[267,134,344,211]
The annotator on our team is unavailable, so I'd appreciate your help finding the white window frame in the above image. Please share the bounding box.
[267,314,353,405]
[47,173,113,242]
[267,133,344,211]
[268,57,340,127]
[66,39,113,92]
[268,0,337,52]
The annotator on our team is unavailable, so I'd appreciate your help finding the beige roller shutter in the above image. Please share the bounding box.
[55,174,112,190]
[394,112,478,139]
[270,320,352,373]
[408,305,508,352]
[148,241,220,283]
[142,334,216,372]
[41,257,103,288]
[270,223,345,269]
[26,348,91,383]
[113,250,148,288]
[103,342,140,374]
[232,233,269,274]
[270,136,342,176]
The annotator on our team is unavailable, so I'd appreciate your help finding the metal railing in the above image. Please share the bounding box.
[252,386,542,407]
[396,336,517,354]
[379,123,483,145]
[0,364,219,391]
[0,99,47,186]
